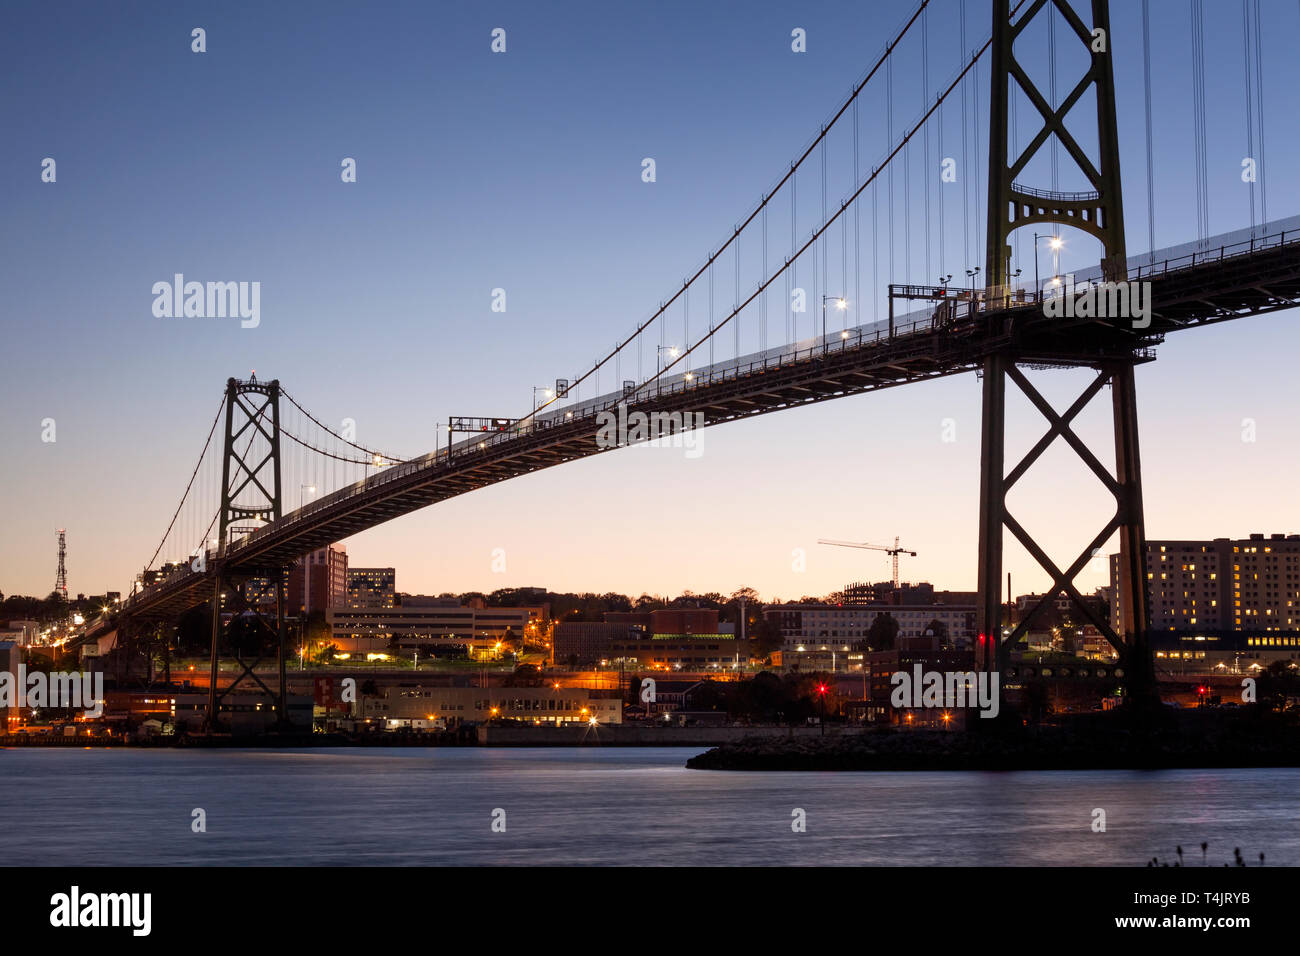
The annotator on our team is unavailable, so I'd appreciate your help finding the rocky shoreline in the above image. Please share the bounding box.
[685,710,1300,771]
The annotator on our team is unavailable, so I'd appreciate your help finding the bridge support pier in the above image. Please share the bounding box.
[204,570,295,733]
[975,353,1006,675]
[275,576,288,728]
[975,353,1153,702]
[1109,360,1156,702]
[206,573,222,732]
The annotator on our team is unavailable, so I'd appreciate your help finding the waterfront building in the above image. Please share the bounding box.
[0,641,18,732]
[361,684,622,726]
[99,690,314,734]
[864,637,978,726]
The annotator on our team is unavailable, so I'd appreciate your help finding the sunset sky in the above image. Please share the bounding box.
[3,0,1298,604]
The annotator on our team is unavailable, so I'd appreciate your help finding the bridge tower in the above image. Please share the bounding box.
[979,0,1153,700]
[206,376,291,732]
[216,375,283,550]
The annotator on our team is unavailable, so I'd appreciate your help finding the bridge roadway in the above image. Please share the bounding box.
[96,220,1300,630]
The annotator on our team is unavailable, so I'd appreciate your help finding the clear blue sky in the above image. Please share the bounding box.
[2,0,1298,602]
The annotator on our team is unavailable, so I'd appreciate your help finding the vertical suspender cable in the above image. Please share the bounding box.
[1190,0,1202,241]
[761,204,768,349]
[854,96,861,329]
[888,56,895,285]
[873,172,879,321]
[904,34,912,287]
[1142,0,1155,262]
[1191,0,1208,242]
[922,3,931,283]
[904,114,912,284]
[683,287,689,372]
[960,0,969,273]
[1242,0,1256,232]
[938,97,945,280]
[735,228,741,358]
[1049,7,1058,192]
[821,130,828,303]
[784,255,791,348]
[841,203,847,329]
[1009,37,1018,275]
[791,166,797,341]
[1253,0,1266,226]
[810,231,818,327]
[973,52,981,277]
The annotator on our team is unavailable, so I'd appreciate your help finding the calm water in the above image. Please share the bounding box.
[3,747,1295,866]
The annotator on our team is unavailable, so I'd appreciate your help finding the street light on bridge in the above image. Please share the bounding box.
[1033,233,1064,297]
[821,296,846,353]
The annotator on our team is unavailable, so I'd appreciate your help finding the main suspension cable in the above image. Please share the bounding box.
[144,395,225,574]
[522,0,934,424]
[280,386,406,462]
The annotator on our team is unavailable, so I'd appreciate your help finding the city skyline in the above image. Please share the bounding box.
[3,1,1298,604]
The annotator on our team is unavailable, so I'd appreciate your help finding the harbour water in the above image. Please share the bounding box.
[4,747,1295,866]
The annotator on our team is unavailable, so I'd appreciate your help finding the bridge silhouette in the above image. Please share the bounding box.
[86,0,1300,729]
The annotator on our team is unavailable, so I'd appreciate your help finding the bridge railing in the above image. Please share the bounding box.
[129,308,959,601]
[220,306,956,560]
[1126,221,1300,281]
[124,213,1300,614]
[1010,181,1101,204]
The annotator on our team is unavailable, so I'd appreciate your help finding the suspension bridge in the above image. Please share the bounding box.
[82,0,1300,729]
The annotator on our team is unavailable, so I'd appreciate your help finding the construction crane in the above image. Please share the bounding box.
[817,536,917,590]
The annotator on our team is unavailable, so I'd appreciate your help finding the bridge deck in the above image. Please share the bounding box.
[102,222,1300,626]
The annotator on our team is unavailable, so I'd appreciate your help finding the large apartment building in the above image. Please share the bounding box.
[346,568,396,608]
[1110,534,1300,634]
[289,544,348,615]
